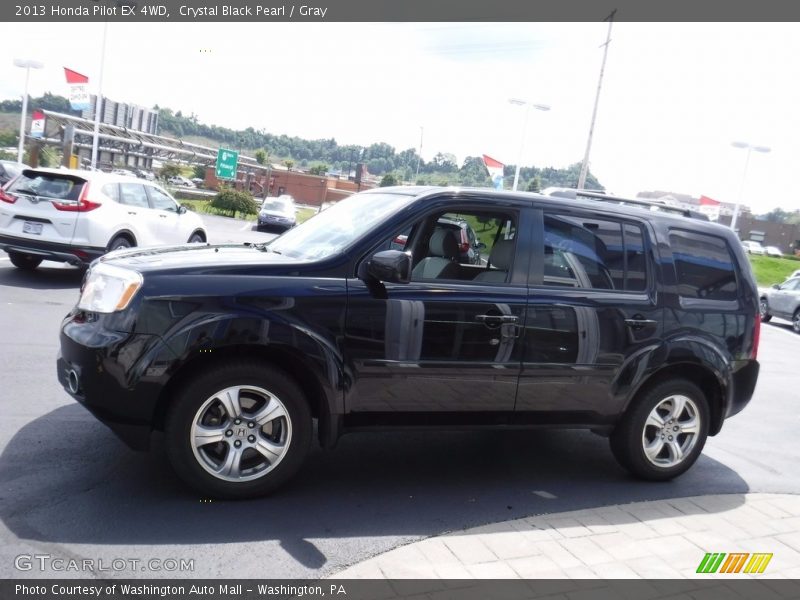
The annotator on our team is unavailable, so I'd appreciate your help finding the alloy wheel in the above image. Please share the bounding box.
[641,394,701,468]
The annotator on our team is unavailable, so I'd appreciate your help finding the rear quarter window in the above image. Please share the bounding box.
[669,230,738,302]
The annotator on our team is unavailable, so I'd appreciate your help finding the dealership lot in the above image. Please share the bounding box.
[1,216,799,579]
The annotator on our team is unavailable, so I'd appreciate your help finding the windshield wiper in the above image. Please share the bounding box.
[11,188,38,196]
[248,242,281,254]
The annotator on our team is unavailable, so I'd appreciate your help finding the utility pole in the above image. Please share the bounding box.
[414,126,423,182]
[578,10,615,190]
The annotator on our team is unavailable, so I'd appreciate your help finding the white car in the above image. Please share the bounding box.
[168,175,195,188]
[742,240,765,255]
[0,167,207,270]
[764,245,783,257]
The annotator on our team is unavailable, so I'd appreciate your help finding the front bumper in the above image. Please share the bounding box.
[57,314,174,450]
[0,233,105,265]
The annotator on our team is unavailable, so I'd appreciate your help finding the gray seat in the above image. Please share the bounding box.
[474,239,514,283]
[412,229,461,280]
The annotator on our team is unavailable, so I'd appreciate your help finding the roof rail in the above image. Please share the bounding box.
[545,188,709,221]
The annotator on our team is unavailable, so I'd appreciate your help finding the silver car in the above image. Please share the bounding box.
[760,277,800,332]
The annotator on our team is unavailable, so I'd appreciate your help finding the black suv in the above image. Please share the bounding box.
[57,187,761,498]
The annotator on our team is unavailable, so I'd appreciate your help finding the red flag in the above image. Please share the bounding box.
[64,67,89,84]
[482,155,505,189]
[482,154,504,170]
[699,195,720,206]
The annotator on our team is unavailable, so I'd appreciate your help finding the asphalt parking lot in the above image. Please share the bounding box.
[1,217,799,579]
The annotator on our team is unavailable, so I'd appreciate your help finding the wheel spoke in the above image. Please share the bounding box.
[252,397,287,426]
[217,388,242,420]
[666,440,685,463]
[668,395,688,420]
[644,437,665,461]
[645,411,666,429]
[254,438,284,464]
[193,424,227,448]
[680,416,700,435]
[217,446,243,478]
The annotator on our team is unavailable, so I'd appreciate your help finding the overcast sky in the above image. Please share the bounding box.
[1,22,798,213]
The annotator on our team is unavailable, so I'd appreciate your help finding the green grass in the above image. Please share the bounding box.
[749,254,800,287]
[180,199,317,225]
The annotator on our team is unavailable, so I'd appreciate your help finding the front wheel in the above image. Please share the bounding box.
[610,379,709,481]
[188,232,205,244]
[793,309,800,334]
[8,251,43,271]
[165,361,312,499]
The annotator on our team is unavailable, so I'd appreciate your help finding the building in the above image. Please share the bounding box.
[637,190,745,220]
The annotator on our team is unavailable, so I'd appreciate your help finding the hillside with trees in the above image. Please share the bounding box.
[0,92,604,190]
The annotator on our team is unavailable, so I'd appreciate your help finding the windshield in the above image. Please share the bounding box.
[261,199,293,212]
[268,191,416,260]
[8,172,85,199]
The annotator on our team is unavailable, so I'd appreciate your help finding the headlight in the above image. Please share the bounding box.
[77,264,143,313]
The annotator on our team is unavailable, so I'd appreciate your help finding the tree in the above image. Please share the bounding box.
[160,163,183,179]
[254,149,268,165]
[211,186,258,219]
[527,175,542,193]
[380,174,398,187]
[309,163,328,175]
[193,164,207,179]
[283,159,294,171]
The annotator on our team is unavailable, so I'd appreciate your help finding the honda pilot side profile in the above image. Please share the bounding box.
[57,187,760,498]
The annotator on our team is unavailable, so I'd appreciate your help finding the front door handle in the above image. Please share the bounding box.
[476,314,518,324]
[625,317,658,331]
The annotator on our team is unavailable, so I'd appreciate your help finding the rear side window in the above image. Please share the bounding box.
[102,183,119,202]
[119,183,149,208]
[543,214,647,291]
[669,230,737,302]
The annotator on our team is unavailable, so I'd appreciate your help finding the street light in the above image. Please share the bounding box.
[730,141,771,233]
[509,98,550,191]
[13,58,44,165]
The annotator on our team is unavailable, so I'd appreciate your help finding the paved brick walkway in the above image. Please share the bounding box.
[332,494,800,579]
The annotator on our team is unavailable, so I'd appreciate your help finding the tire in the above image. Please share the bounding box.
[8,251,43,271]
[759,298,772,322]
[793,309,800,334]
[188,232,205,244]
[610,379,709,481]
[107,235,133,252]
[165,361,312,499]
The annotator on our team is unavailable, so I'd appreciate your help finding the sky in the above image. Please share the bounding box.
[1,22,799,214]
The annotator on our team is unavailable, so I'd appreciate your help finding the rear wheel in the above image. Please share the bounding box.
[793,309,800,334]
[165,361,312,499]
[610,379,709,481]
[8,251,43,271]
[107,235,133,252]
[760,298,772,322]
[188,232,205,244]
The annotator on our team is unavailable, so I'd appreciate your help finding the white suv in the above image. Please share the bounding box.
[741,240,765,255]
[0,167,207,270]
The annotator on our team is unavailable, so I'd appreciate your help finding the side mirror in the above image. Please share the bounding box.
[178,205,187,215]
[476,241,487,249]
[772,283,781,289]
[360,250,411,284]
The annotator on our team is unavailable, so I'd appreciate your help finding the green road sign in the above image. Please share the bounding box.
[216,148,239,180]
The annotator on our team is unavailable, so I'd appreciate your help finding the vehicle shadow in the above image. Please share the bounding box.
[0,261,83,290]
[0,404,750,570]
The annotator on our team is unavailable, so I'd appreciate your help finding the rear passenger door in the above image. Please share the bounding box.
[118,182,159,246]
[517,209,661,419]
[345,202,533,413]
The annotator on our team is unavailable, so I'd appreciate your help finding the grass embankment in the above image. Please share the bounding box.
[749,254,800,287]
[179,198,316,225]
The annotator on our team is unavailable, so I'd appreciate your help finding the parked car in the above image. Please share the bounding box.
[257,195,296,231]
[0,160,27,186]
[168,175,195,187]
[57,187,760,498]
[110,168,136,178]
[134,169,156,181]
[786,269,800,282]
[0,167,207,270]
[760,277,800,332]
[742,240,765,255]
[191,177,205,188]
[764,245,783,257]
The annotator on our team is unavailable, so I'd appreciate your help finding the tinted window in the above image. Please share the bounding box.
[119,183,149,208]
[669,230,737,301]
[147,186,178,212]
[544,214,646,291]
[8,172,84,200]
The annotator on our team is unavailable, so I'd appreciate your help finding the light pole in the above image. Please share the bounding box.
[414,126,423,182]
[90,21,109,170]
[13,58,44,165]
[509,98,550,191]
[730,141,770,233]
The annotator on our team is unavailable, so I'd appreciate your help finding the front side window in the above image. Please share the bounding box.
[669,230,737,301]
[147,186,179,212]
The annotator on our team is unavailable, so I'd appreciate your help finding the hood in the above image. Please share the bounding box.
[96,243,300,273]
[259,208,294,218]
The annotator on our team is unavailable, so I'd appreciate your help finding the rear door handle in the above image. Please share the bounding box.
[625,317,658,331]
[127,211,137,215]
[159,214,167,218]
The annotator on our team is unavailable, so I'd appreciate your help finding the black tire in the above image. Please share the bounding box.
[793,309,800,334]
[610,379,709,481]
[760,298,772,323]
[8,251,43,271]
[188,232,205,244]
[107,235,133,252]
[165,361,312,499]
